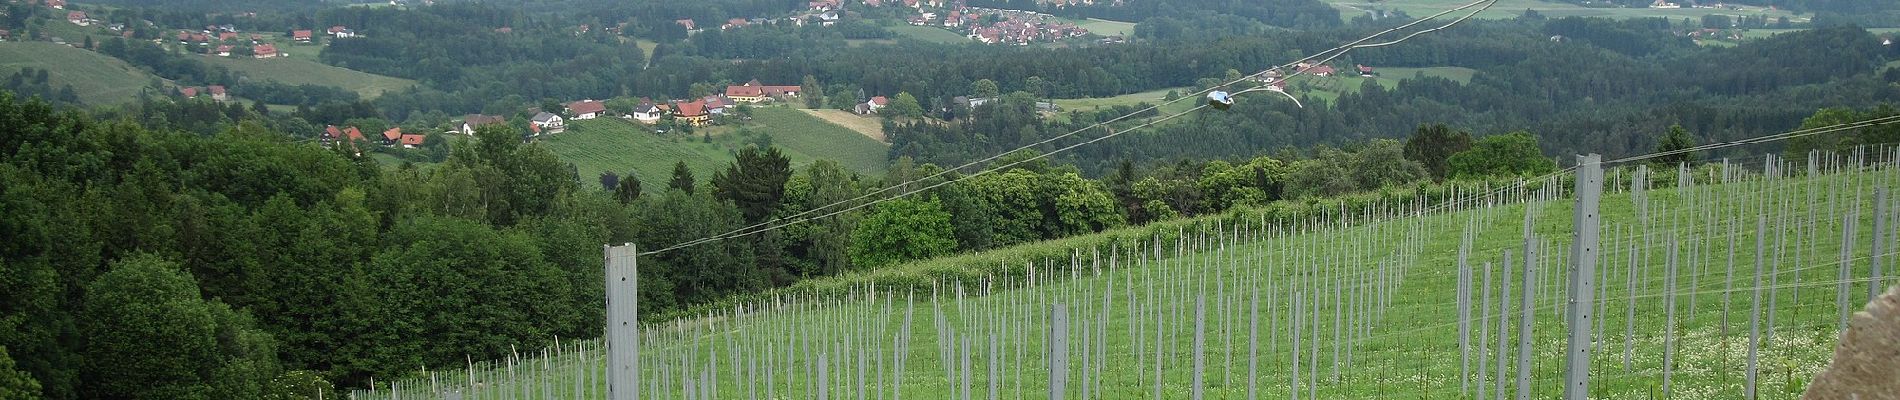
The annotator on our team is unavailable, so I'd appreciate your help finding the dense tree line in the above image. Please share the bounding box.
[966,0,1341,29]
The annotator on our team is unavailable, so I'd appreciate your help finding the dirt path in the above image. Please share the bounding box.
[801,109,887,143]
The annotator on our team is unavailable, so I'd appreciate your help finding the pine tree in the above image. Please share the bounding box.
[615,171,642,204]
[669,161,695,194]
[1654,124,1698,166]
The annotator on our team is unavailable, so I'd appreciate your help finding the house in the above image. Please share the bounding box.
[292,30,313,43]
[215,45,234,56]
[329,26,356,38]
[322,125,366,146]
[399,132,426,148]
[381,128,403,145]
[108,23,126,32]
[459,114,506,135]
[208,85,228,102]
[46,0,65,9]
[673,100,710,126]
[531,112,565,135]
[1651,0,1681,8]
[66,11,87,26]
[675,19,698,31]
[191,33,210,43]
[179,87,200,98]
[702,95,733,116]
[817,12,841,26]
[1357,64,1375,77]
[856,96,888,115]
[1298,63,1335,77]
[809,0,839,11]
[725,84,765,102]
[565,100,608,120]
[722,18,749,30]
[218,31,238,41]
[631,101,664,124]
[253,43,280,58]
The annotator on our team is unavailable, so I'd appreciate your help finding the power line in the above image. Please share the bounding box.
[639,0,1507,256]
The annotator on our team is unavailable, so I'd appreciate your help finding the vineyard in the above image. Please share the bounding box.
[355,148,1900,399]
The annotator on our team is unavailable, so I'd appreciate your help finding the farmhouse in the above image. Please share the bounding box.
[179,87,199,98]
[565,100,608,120]
[292,29,313,43]
[399,132,426,148]
[208,85,228,102]
[531,112,565,134]
[67,11,87,26]
[672,100,710,126]
[219,31,238,42]
[381,128,403,145]
[329,26,356,38]
[675,19,697,31]
[856,96,888,115]
[215,45,234,56]
[631,101,665,124]
[725,79,801,103]
[322,125,366,146]
[723,18,749,30]
[1358,65,1375,77]
[253,43,281,58]
[46,0,64,9]
[458,114,506,135]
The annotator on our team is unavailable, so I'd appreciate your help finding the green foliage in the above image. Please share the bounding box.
[669,161,696,194]
[1403,124,1474,181]
[712,146,794,223]
[849,198,957,268]
[1653,124,1698,167]
[1448,131,1556,179]
[0,346,40,400]
[616,171,644,204]
[971,79,1000,98]
[884,92,924,119]
[80,254,280,399]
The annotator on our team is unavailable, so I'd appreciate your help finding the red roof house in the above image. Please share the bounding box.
[208,85,228,101]
[219,31,238,41]
[179,87,199,98]
[673,100,710,125]
[46,0,65,9]
[565,100,608,119]
[399,133,426,147]
[292,29,313,42]
[381,128,403,144]
[215,45,234,56]
[675,19,697,31]
[252,43,279,58]
[66,11,86,24]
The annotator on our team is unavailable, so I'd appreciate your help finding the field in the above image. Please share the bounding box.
[538,107,889,187]
[357,151,1900,399]
[1075,18,1136,38]
[202,56,416,99]
[1330,0,1801,22]
[0,42,161,105]
[1050,87,1186,111]
[800,108,888,142]
[890,25,973,44]
[635,39,658,68]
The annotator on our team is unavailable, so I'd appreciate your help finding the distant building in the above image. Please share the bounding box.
[459,114,507,135]
[208,85,228,102]
[565,100,608,120]
[531,112,566,135]
[399,133,426,148]
[632,101,664,124]
[179,87,199,98]
[252,43,281,58]
[292,30,314,43]
[329,26,356,38]
[66,11,88,26]
[673,100,710,126]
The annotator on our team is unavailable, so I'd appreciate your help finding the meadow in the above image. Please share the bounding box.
[0,41,160,105]
[538,106,889,187]
[890,25,973,44]
[355,150,1900,399]
[202,55,416,99]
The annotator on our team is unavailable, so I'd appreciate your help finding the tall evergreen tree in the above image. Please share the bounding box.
[712,146,793,223]
[1654,124,1698,166]
[615,171,643,204]
[669,161,695,194]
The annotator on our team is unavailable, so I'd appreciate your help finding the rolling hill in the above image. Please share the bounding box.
[202,55,416,99]
[0,42,163,105]
[538,106,890,189]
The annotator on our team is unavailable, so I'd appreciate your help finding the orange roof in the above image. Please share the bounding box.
[382,128,402,141]
[726,85,764,97]
[292,30,312,39]
[343,127,364,141]
[674,100,707,117]
[400,134,426,146]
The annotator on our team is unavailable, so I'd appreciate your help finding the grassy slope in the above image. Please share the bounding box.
[0,42,160,105]
[539,107,888,187]
[1075,18,1136,37]
[1329,0,1802,21]
[362,161,1900,399]
[891,25,972,44]
[202,55,416,99]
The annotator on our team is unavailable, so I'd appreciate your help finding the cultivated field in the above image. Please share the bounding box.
[1330,0,1801,22]
[0,42,160,105]
[202,56,416,99]
[1050,87,1187,111]
[539,108,889,187]
[358,150,1900,399]
[800,108,888,142]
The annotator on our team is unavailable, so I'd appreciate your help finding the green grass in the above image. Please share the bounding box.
[539,107,888,188]
[0,41,162,105]
[1050,87,1186,111]
[1075,18,1136,37]
[360,163,1898,399]
[202,56,415,99]
[1330,0,1802,22]
[635,39,658,68]
[890,25,971,44]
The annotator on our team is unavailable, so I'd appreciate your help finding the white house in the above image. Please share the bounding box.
[631,102,664,124]
[531,112,565,135]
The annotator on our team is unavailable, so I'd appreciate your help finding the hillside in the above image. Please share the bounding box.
[538,106,889,188]
[357,155,1900,399]
[0,42,161,105]
[202,56,416,99]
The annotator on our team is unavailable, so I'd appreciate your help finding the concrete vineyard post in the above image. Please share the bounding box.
[1564,154,1601,400]
[605,244,640,400]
